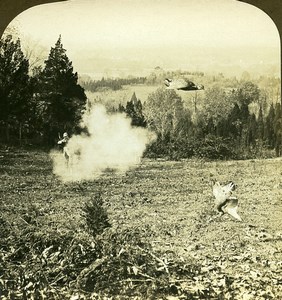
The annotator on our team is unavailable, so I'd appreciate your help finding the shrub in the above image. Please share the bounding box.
[143,138,169,159]
[82,192,111,237]
[144,135,236,160]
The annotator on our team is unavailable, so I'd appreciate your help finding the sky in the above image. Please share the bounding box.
[6,0,281,78]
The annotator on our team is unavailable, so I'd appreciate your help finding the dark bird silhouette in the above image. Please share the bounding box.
[212,180,242,221]
[164,78,204,91]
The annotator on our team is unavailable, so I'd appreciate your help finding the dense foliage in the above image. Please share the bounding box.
[0,35,86,146]
[141,85,282,159]
[0,35,33,143]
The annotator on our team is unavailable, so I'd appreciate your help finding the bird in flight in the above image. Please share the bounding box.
[212,180,242,221]
[164,78,204,91]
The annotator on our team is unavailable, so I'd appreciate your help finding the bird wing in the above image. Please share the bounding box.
[164,78,195,90]
[212,181,236,211]
[213,182,231,202]
[224,197,242,221]
[164,78,205,90]
[174,78,190,89]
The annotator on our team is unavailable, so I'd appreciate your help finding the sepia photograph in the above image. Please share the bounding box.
[0,0,281,299]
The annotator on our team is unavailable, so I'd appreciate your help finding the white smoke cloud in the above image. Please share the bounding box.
[50,104,155,182]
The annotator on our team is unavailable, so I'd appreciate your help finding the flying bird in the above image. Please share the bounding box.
[211,180,242,221]
[164,78,204,91]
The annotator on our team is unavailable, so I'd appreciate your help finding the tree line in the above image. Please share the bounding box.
[80,77,146,92]
[117,85,282,159]
[0,34,281,158]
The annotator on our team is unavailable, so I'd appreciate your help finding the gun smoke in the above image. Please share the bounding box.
[50,104,155,182]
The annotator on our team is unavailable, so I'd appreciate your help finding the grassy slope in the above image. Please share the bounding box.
[0,149,281,298]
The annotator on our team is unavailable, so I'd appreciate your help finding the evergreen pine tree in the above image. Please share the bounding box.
[0,35,32,142]
[130,92,138,106]
[125,92,146,127]
[134,99,146,127]
[256,105,264,141]
[37,35,86,144]
[227,103,242,138]
[125,99,136,121]
[247,113,257,147]
[264,103,275,148]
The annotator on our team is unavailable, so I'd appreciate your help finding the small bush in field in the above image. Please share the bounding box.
[82,193,111,237]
